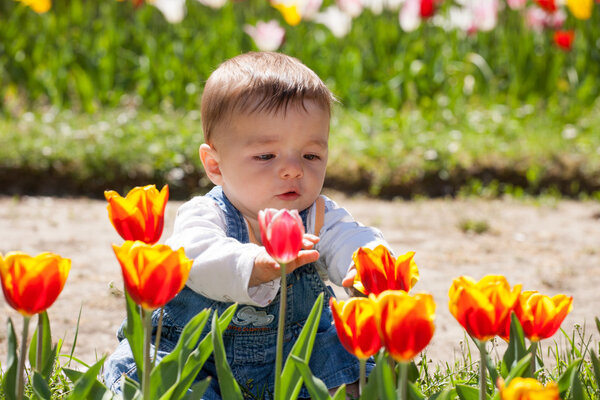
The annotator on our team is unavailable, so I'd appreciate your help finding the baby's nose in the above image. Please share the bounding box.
[280,158,303,179]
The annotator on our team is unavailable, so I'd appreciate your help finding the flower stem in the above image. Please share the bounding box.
[359,358,366,395]
[153,308,164,367]
[478,340,488,400]
[274,263,287,400]
[36,314,43,373]
[142,309,153,400]
[17,316,31,400]
[529,341,538,378]
[397,361,408,400]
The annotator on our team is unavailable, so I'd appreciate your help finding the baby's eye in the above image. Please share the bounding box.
[304,154,321,161]
[254,154,275,161]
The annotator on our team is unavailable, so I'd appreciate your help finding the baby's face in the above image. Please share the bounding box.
[212,100,329,220]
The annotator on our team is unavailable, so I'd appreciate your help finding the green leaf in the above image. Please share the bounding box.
[408,381,426,400]
[28,312,57,380]
[61,367,116,400]
[375,354,395,400]
[181,378,212,400]
[408,360,420,382]
[122,375,143,400]
[2,317,18,400]
[32,371,52,400]
[124,292,145,380]
[289,355,331,400]
[280,293,324,400]
[150,309,210,398]
[63,356,107,400]
[360,352,382,400]
[595,317,600,335]
[501,313,526,378]
[160,304,237,400]
[557,358,582,397]
[330,385,347,400]
[427,387,455,400]
[66,305,82,367]
[455,384,480,400]
[211,310,243,400]
[570,368,586,400]
[503,353,531,383]
[590,352,600,390]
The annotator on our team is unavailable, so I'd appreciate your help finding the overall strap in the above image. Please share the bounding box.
[245,196,326,245]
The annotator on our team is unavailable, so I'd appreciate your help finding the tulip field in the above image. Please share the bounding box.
[2,0,600,398]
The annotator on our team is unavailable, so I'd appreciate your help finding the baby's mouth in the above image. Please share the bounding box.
[277,191,300,200]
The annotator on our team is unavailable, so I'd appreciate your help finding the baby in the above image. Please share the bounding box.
[104,51,392,399]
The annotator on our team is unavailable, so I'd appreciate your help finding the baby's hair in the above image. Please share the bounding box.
[200,51,336,144]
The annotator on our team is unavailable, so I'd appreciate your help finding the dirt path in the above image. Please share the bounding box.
[1,193,599,371]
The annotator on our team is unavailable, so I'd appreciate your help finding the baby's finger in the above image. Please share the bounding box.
[286,250,319,273]
[342,269,357,288]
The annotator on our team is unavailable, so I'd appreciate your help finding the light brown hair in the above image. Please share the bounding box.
[200,52,336,144]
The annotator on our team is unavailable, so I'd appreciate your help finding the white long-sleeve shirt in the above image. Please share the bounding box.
[166,194,389,307]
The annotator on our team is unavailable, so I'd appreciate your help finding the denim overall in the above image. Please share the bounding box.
[104,187,371,399]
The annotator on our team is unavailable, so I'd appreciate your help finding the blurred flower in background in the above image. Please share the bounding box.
[314,6,353,37]
[244,20,286,51]
[152,0,187,23]
[16,0,51,13]
[566,0,593,19]
[271,0,323,25]
[554,29,575,50]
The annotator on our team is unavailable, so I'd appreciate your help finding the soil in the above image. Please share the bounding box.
[1,192,599,371]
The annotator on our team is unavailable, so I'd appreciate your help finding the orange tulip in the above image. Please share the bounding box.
[514,291,573,342]
[330,297,382,359]
[373,290,435,362]
[105,184,169,244]
[112,241,192,310]
[448,275,521,341]
[352,246,419,296]
[499,377,559,400]
[0,252,70,317]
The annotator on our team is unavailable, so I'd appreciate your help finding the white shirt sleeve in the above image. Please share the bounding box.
[310,195,391,286]
[165,196,280,307]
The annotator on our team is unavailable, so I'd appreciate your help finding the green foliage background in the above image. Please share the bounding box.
[1,0,600,198]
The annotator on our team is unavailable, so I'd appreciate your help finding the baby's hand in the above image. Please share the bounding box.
[342,265,366,297]
[248,234,320,287]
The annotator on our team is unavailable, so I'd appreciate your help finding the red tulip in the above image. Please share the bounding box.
[553,30,575,51]
[352,246,419,296]
[373,290,435,362]
[258,208,304,264]
[420,0,435,17]
[0,252,70,317]
[449,275,521,341]
[535,0,558,12]
[105,184,169,244]
[330,297,382,359]
[514,291,573,342]
[112,241,192,310]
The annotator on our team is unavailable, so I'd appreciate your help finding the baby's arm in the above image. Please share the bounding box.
[315,196,391,288]
[166,197,273,306]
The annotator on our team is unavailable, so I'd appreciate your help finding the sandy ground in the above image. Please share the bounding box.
[1,192,599,371]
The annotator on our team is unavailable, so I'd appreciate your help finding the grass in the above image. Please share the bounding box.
[2,97,599,200]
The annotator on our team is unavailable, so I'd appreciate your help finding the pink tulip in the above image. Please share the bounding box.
[258,208,304,264]
[506,0,526,9]
[244,20,286,51]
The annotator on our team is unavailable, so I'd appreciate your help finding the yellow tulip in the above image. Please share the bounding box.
[499,377,559,400]
[567,0,593,20]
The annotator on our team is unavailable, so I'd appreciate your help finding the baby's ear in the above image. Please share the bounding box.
[199,143,223,186]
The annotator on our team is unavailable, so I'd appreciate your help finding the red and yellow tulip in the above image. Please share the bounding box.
[0,252,70,317]
[449,275,521,341]
[258,208,304,265]
[330,297,382,359]
[373,290,435,362]
[112,241,192,310]
[514,291,573,342]
[499,377,560,400]
[105,184,169,244]
[352,246,419,296]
